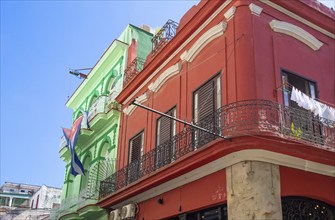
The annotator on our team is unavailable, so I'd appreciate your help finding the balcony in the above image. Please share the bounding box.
[123,57,145,87]
[87,93,121,126]
[99,99,335,199]
[151,19,178,56]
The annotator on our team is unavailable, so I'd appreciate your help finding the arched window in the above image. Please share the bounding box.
[282,196,335,219]
[80,155,92,192]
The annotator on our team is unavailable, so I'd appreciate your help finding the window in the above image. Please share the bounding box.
[281,70,323,143]
[193,74,221,148]
[281,70,317,108]
[156,107,176,169]
[128,131,144,183]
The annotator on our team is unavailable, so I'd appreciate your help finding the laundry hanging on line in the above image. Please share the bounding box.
[290,86,335,122]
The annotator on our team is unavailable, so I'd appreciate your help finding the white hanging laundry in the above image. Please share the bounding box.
[302,93,311,110]
[289,86,335,123]
[309,98,317,113]
[290,87,298,103]
[321,105,330,119]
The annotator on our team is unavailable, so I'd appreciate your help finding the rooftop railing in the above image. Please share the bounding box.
[99,99,335,199]
[123,57,146,87]
[151,19,178,56]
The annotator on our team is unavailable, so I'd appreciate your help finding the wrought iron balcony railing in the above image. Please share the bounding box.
[151,19,178,56]
[123,57,145,87]
[99,99,335,199]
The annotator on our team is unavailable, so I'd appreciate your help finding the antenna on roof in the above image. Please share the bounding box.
[69,68,92,79]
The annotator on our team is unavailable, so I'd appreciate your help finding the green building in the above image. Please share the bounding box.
[56,24,152,220]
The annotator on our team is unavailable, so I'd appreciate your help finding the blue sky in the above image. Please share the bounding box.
[0,0,333,188]
[0,0,198,188]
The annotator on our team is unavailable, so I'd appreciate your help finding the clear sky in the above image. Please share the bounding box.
[0,0,198,188]
[0,0,334,188]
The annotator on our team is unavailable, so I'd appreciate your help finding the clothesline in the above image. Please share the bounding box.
[276,82,335,108]
[291,86,335,122]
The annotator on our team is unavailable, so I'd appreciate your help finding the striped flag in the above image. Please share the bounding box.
[62,116,85,176]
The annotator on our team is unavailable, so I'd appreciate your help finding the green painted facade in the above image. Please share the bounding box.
[56,25,152,220]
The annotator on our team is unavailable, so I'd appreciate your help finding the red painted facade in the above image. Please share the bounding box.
[98,0,335,219]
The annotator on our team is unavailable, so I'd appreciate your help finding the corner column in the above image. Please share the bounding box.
[226,161,282,219]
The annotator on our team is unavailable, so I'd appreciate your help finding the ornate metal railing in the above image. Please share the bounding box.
[99,99,335,199]
[282,196,335,219]
[123,57,145,87]
[151,19,178,56]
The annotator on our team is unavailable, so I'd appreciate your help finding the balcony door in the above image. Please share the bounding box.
[281,70,323,143]
[193,74,221,148]
[155,107,176,169]
[128,131,144,183]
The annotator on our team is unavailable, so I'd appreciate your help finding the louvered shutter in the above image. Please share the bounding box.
[129,133,142,163]
[128,132,143,183]
[193,75,220,148]
[156,108,176,169]
[158,109,174,145]
[197,79,216,122]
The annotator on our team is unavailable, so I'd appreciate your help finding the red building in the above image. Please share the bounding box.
[98,0,335,219]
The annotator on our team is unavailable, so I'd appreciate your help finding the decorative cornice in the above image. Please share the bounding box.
[224,6,236,21]
[249,3,263,16]
[269,20,323,50]
[123,92,148,116]
[180,21,227,62]
[148,63,181,92]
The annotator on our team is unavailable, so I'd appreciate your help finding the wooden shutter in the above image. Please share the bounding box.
[157,108,175,145]
[129,132,143,163]
[197,79,216,122]
[193,75,220,148]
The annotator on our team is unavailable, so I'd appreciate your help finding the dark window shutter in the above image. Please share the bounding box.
[158,108,174,145]
[197,79,216,122]
[130,132,142,163]
[193,75,220,148]
[156,108,176,169]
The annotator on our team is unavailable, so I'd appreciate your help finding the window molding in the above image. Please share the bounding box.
[123,93,148,116]
[148,63,181,93]
[180,21,227,63]
[269,20,323,51]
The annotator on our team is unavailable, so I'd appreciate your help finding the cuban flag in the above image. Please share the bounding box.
[62,116,85,176]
